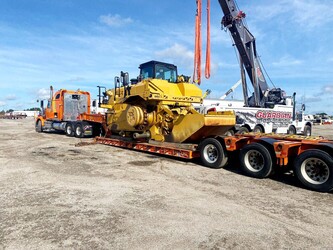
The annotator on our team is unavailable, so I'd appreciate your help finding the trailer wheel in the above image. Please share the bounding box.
[74,123,84,138]
[303,125,311,136]
[199,138,228,169]
[65,123,74,137]
[239,143,275,178]
[294,150,333,192]
[35,120,43,133]
[236,127,249,135]
[288,126,296,135]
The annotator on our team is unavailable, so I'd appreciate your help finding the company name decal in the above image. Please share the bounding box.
[256,111,292,120]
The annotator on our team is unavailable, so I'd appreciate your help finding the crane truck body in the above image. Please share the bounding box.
[196,94,312,136]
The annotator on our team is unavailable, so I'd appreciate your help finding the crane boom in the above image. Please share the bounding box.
[220,79,241,100]
[218,0,273,107]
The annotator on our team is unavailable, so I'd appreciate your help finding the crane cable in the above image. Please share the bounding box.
[205,0,211,79]
[193,0,202,84]
[194,0,211,85]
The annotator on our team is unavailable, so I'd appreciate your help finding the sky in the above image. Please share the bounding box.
[0,0,333,115]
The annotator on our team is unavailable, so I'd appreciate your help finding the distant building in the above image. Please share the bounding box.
[12,110,39,117]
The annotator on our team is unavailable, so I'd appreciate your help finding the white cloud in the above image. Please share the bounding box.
[5,94,17,101]
[300,95,322,103]
[155,43,194,70]
[36,88,50,100]
[318,84,333,95]
[99,14,133,27]
[0,101,6,106]
[68,76,86,82]
[251,0,333,29]
[249,2,288,20]
[291,0,333,28]
[272,55,302,67]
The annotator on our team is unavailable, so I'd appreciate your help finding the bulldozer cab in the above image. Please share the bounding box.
[139,61,178,83]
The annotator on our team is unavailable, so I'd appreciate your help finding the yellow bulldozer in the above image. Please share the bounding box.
[98,60,235,168]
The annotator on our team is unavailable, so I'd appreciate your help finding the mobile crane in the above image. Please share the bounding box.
[196,0,312,136]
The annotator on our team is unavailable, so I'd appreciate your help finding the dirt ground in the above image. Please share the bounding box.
[1,118,332,249]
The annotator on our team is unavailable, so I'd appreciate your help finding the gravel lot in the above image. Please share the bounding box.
[1,118,332,249]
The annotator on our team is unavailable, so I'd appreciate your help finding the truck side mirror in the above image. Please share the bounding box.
[301,104,305,111]
[40,100,44,109]
[92,100,96,107]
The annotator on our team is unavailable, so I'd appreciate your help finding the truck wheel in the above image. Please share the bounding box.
[239,143,275,178]
[75,123,84,138]
[35,120,43,133]
[294,150,333,192]
[65,123,74,137]
[236,127,249,135]
[288,126,296,135]
[253,125,264,133]
[303,125,311,136]
[199,138,228,169]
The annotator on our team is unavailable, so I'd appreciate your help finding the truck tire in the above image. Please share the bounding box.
[199,138,228,169]
[239,143,275,178]
[74,123,84,138]
[253,125,264,133]
[294,149,333,192]
[35,120,43,133]
[236,127,249,135]
[288,126,296,135]
[65,122,74,137]
[303,125,311,136]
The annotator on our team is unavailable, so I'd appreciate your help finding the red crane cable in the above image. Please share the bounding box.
[193,0,202,84]
[205,0,211,79]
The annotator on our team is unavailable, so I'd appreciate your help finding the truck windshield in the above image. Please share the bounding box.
[297,113,303,121]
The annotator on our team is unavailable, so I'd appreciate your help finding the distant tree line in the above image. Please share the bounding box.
[0,107,41,114]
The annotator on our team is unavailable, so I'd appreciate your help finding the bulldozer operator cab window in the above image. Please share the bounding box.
[141,67,153,80]
[155,64,177,83]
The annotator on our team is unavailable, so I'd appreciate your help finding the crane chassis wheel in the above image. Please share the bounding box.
[303,125,311,136]
[239,143,275,178]
[288,126,296,135]
[294,149,333,192]
[236,127,249,135]
[199,138,228,169]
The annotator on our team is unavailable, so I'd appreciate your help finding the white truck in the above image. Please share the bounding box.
[195,96,312,136]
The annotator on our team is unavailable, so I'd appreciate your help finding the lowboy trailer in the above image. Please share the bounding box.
[94,133,333,192]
